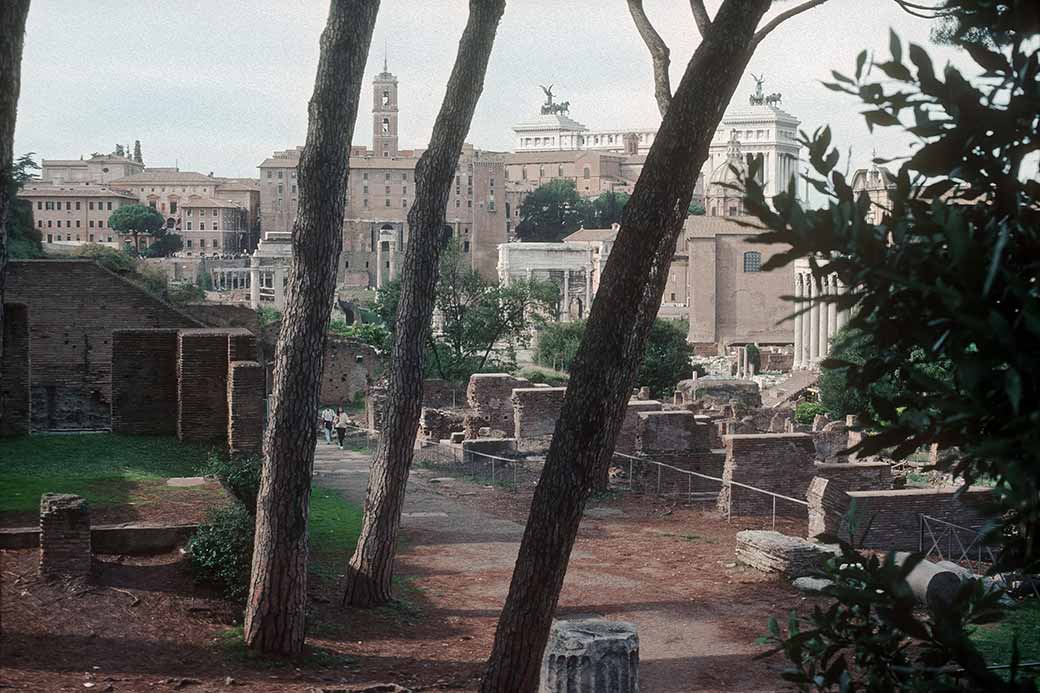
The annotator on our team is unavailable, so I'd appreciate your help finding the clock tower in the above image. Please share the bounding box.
[373,57,399,158]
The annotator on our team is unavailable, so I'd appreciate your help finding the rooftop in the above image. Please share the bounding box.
[109,170,225,185]
[563,226,620,243]
[18,184,139,199]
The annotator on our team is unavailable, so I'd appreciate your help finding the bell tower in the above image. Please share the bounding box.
[373,55,399,158]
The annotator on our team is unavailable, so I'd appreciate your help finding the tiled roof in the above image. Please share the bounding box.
[563,227,619,242]
[18,184,138,199]
[684,215,767,237]
[180,196,240,209]
[110,170,225,184]
[216,179,260,191]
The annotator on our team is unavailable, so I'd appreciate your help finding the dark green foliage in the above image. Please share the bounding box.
[759,530,1028,691]
[108,203,165,251]
[142,233,183,258]
[638,320,694,398]
[256,307,281,327]
[794,401,826,425]
[588,190,629,228]
[328,320,392,354]
[514,367,569,387]
[538,319,693,398]
[741,0,1040,687]
[6,153,43,258]
[745,343,761,373]
[515,179,593,242]
[741,0,1040,575]
[187,502,255,601]
[378,240,558,384]
[166,282,206,305]
[202,451,261,513]
[72,243,136,273]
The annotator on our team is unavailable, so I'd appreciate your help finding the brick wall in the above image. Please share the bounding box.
[110,329,180,435]
[808,481,995,550]
[423,378,462,409]
[512,386,566,451]
[420,407,465,443]
[320,338,380,406]
[228,361,265,455]
[39,493,92,576]
[813,461,891,491]
[0,303,31,437]
[717,433,817,517]
[466,373,530,437]
[366,385,387,432]
[636,410,713,452]
[177,329,232,442]
[227,328,257,362]
[5,260,200,430]
[616,399,662,452]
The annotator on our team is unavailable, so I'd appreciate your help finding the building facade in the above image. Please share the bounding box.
[17,183,138,249]
[257,64,508,288]
[41,154,144,185]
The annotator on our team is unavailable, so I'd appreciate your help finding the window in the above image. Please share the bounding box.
[37,220,42,228]
[557,165,563,176]
[107,236,113,243]
[277,171,283,179]
[267,170,272,179]
[75,220,80,228]
[362,172,368,180]
[170,201,177,213]
[401,172,407,181]
[88,201,94,210]
[36,201,42,210]
[278,184,283,194]
[186,239,193,249]
[212,209,218,217]
[583,167,590,180]
[463,240,470,253]
[291,185,296,194]
[363,198,368,207]
[89,234,94,242]
[75,201,81,210]
[212,222,218,230]
[187,222,192,230]
[363,185,369,194]
[743,251,762,273]
[385,198,390,207]
[402,185,407,195]
[89,220,94,228]
[467,200,472,208]
[455,200,460,208]
[65,201,71,210]
[107,201,112,210]
[385,185,390,194]
[402,199,407,207]
[212,239,219,248]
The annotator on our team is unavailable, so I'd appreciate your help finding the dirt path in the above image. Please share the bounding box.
[314,444,796,692]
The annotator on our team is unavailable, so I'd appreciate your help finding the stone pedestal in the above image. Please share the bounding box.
[540,619,639,693]
[39,493,92,577]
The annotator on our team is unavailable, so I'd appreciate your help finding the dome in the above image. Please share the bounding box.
[709,129,746,187]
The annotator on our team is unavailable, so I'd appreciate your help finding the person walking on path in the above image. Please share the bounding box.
[321,406,335,445]
[335,407,350,449]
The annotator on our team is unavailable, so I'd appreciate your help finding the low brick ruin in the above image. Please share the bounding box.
[39,493,92,577]
[512,386,567,451]
[110,329,180,436]
[717,433,817,517]
[466,373,530,435]
[320,338,380,406]
[0,302,31,437]
[808,479,995,550]
[420,407,465,443]
[228,361,265,455]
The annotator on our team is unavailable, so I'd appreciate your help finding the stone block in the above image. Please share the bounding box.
[321,338,380,406]
[39,493,92,577]
[420,407,465,442]
[616,399,663,452]
[680,376,762,411]
[512,386,566,451]
[111,328,179,435]
[735,530,839,577]
[466,373,530,435]
[0,303,31,436]
[636,410,712,452]
[541,620,639,693]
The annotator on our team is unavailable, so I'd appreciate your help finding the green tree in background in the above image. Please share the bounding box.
[537,318,693,398]
[7,153,42,258]
[515,179,592,242]
[109,203,164,253]
[142,232,182,258]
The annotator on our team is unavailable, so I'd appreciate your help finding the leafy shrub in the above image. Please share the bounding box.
[515,367,569,387]
[72,244,136,273]
[794,401,826,425]
[203,451,261,514]
[328,320,392,353]
[187,502,255,602]
[256,307,281,327]
[167,281,206,305]
[745,343,761,372]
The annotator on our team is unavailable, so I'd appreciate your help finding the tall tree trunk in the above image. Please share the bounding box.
[480,1,771,689]
[0,1,30,407]
[342,0,506,608]
[244,0,379,656]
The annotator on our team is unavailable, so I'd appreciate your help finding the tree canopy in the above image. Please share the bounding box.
[744,0,1040,687]
[6,152,41,258]
[515,179,590,242]
[108,203,164,252]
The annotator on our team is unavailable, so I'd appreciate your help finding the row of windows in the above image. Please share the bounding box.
[267,169,297,179]
[46,234,113,243]
[184,208,221,217]
[38,219,111,229]
[184,239,222,249]
[37,200,119,211]
[184,222,222,230]
[510,166,592,181]
[138,186,209,194]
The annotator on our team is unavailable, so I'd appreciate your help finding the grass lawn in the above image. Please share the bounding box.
[973,600,1040,666]
[308,484,364,579]
[0,434,213,515]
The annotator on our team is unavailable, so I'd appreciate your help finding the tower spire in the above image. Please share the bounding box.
[383,39,388,73]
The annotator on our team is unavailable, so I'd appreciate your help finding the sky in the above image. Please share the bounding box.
[14,1,975,181]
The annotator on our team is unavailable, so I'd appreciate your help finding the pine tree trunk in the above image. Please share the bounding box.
[0,1,30,382]
[480,2,770,689]
[342,0,506,608]
[243,0,379,656]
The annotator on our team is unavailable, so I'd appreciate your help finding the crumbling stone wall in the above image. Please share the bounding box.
[680,377,762,412]
[813,461,891,491]
[228,361,265,455]
[512,386,567,451]
[808,480,994,550]
[420,407,465,443]
[5,260,201,430]
[320,338,380,406]
[111,329,180,435]
[466,373,530,438]
[717,433,817,517]
[177,330,234,442]
[634,410,723,493]
[366,385,387,433]
[0,303,31,437]
[39,493,92,577]
[423,378,461,409]
[616,399,663,452]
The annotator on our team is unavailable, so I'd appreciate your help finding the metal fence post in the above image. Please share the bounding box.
[772,496,777,530]
[491,457,496,485]
[656,463,662,496]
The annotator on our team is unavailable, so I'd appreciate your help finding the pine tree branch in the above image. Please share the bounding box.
[752,0,829,49]
[627,0,672,117]
[689,0,712,36]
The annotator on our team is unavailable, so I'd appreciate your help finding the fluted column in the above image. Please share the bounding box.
[818,276,830,362]
[835,278,848,331]
[801,273,812,366]
[376,238,384,289]
[827,273,839,344]
[808,277,820,365]
[793,273,803,369]
[562,269,570,321]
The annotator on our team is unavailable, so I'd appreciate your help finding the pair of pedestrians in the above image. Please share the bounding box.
[320,406,352,448]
